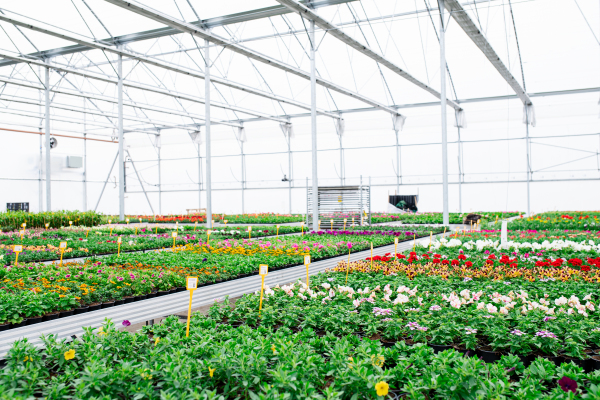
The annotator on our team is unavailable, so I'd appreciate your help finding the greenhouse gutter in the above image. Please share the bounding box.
[0,234,437,359]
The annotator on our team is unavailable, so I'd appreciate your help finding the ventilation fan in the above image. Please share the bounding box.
[49,137,58,149]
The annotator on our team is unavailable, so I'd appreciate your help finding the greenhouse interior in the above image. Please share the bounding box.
[0,0,600,398]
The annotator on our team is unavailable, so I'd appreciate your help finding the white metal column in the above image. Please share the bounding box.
[118,51,125,220]
[158,143,162,215]
[44,65,51,211]
[83,100,87,211]
[288,135,292,214]
[241,140,245,214]
[310,20,319,229]
[439,0,449,226]
[525,112,531,216]
[457,126,463,213]
[198,143,202,210]
[38,65,43,212]
[205,38,213,227]
[395,129,401,194]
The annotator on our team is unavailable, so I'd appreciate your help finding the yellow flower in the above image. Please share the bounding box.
[64,349,75,361]
[23,356,29,362]
[375,381,389,397]
[271,344,276,354]
[97,327,106,336]
[154,337,160,346]
[371,355,385,367]
[208,367,216,378]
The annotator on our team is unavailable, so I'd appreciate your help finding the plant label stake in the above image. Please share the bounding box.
[352,217,355,227]
[304,255,311,289]
[206,230,212,250]
[185,276,198,338]
[19,230,24,240]
[428,231,432,252]
[13,245,23,266]
[330,219,334,231]
[108,219,113,236]
[394,237,398,258]
[223,219,228,227]
[443,227,447,238]
[276,224,280,239]
[59,241,67,266]
[45,223,49,230]
[301,222,304,236]
[194,221,197,231]
[69,221,73,227]
[345,244,352,284]
[248,226,252,239]
[155,224,158,234]
[343,218,347,230]
[172,231,177,249]
[258,264,268,315]
[86,228,90,238]
[21,223,26,229]
[117,237,122,257]
[318,220,321,230]
[412,234,416,252]
[495,215,499,225]
[135,226,138,235]
[126,218,130,225]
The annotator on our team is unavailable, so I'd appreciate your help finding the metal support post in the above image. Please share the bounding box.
[359,175,363,226]
[525,112,531,216]
[339,135,344,186]
[306,177,309,226]
[118,51,125,220]
[44,65,51,211]
[158,145,162,215]
[197,143,202,210]
[457,126,463,213]
[368,176,372,226]
[38,65,43,211]
[95,151,119,211]
[395,129,401,194]
[287,133,292,214]
[126,149,155,215]
[439,0,449,226]
[241,140,245,214]
[310,19,319,230]
[205,38,213,227]
[83,100,87,211]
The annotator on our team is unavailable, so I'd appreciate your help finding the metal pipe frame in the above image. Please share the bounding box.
[439,0,449,226]
[44,65,51,211]
[276,0,461,111]
[205,38,212,228]
[117,50,125,220]
[310,19,319,230]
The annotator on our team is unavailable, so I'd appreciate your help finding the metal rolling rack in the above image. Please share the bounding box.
[306,177,371,229]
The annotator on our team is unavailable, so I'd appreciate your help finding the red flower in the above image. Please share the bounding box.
[465,261,473,267]
[551,259,564,267]
[396,254,406,259]
[487,254,496,260]
[581,265,591,272]
[568,258,583,267]
[421,254,430,259]
[433,254,442,259]
[558,376,577,393]
[451,260,459,266]
[441,259,450,265]
[432,259,441,264]
[458,254,466,260]
[510,263,518,269]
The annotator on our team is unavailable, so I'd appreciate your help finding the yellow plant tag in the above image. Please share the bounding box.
[117,237,122,244]
[186,276,198,290]
[259,264,268,276]
[59,242,67,249]
[304,255,311,265]
[13,245,23,252]
[172,232,178,238]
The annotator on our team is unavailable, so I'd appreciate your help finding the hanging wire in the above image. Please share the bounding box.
[80,0,115,43]
[507,0,527,91]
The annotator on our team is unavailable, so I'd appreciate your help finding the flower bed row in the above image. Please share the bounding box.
[0,229,437,328]
[372,211,521,225]
[0,210,106,231]
[119,212,305,224]
[2,272,600,398]
[507,212,600,231]
[0,225,302,264]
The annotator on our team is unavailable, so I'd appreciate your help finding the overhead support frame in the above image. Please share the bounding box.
[276,0,462,111]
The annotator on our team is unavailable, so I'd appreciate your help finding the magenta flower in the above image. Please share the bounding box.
[122,320,131,327]
[558,376,577,393]
[347,243,352,250]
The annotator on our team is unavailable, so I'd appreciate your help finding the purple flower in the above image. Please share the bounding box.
[511,329,526,336]
[381,318,393,322]
[543,316,556,322]
[558,376,577,393]
[535,330,557,338]
[122,320,131,327]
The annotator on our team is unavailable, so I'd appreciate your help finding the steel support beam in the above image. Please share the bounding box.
[310,20,319,230]
[276,0,461,111]
[0,49,337,120]
[440,0,449,226]
[95,151,119,212]
[83,100,87,211]
[118,52,125,220]
[444,0,532,105]
[103,0,398,116]
[126,149,155,215]
[395,129,401,194]
[0,0,355,69]
[205,39,212,228]
[44,65,51,211]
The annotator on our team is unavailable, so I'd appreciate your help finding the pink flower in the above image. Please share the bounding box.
[122,320,131,327]
[347,243,353,250]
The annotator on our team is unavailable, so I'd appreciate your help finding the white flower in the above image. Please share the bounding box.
[322,283,331,290]
[555,296,568,306]
[499,307,509,315]
[393,294,410,305]
[486,304,498,313]
[477,302,485,310]
[586,302,595,312]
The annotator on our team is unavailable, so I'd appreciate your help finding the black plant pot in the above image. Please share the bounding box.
[124,297,134,304]
[230,321,243,328]
[541,354,563,367]
[74,306,89,315]
[27,317,43,325]
[114,300,124,306]
[146,292,157,299]
[176,287,186,292]
[381,339,396,348]
[59,310,74,318]
[591,355,600,371]
[477,347,503,363]
[517,353,535,367]
[11,320,27,329]
[139,295,147,300]
[562,356,587,370]
[430,344,453,354]
[42,313,60,322]
[88,304,101,311]
[0,323,10,332]
[157,291,169,297]
[101,301,115,309]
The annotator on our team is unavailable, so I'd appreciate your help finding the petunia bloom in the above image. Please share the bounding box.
[558,376,577,393]
[64,349,75,360]
[375,381,389,396]
[122,320,131,327]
